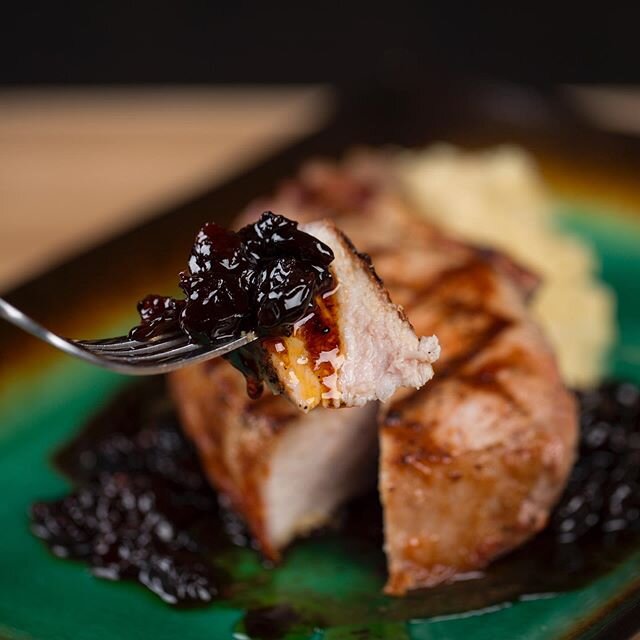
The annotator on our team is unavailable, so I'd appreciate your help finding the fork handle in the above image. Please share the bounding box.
[0,297,51,340]
[0,297,95,362]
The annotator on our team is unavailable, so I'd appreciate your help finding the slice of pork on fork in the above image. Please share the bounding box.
[233,219,440,412]
[171,153,576,586]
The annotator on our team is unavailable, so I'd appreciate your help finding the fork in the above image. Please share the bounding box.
[0,298,257,375]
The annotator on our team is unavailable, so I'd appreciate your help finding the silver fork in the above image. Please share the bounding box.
[0,298,257,375]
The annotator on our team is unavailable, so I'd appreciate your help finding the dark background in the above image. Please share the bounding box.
[2,3,639,87]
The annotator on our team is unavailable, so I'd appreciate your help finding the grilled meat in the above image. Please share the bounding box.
[378,257,577,594]
[170,152,577,591]
[253,154,578,593]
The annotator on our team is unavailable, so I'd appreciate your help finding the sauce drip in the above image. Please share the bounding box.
[130,212,335,345]
[260,286,342,409]
[29,379,640,637]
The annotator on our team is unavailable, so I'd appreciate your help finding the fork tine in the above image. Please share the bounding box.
[77,336,140,348]
[86,341,203,364]
[78,332,179,350]
[93,332,255,374]
[134,344,208,364]
[77,334,188,355]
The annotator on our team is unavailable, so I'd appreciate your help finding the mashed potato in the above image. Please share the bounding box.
[395,144,615,388]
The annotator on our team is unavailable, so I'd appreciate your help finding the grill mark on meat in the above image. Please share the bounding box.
[383,314,523,438]
[404,258,499,306]
[456,347,534,411]
[384,256,525,408]
[378,249,537,308]
[434,316,513,380]
[413,299,508,365]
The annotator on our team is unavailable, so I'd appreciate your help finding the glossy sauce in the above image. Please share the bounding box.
[130,212,335,346]
[30,379,640,638]
[262,285,343,410]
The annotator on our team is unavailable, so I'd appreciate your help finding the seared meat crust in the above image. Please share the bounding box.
[170,152,577,590]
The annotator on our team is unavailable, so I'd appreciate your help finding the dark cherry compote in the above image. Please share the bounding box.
[129,212,335,344]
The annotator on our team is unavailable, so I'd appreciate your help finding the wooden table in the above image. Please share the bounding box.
[0,86,331,292]
[3,84,640,295]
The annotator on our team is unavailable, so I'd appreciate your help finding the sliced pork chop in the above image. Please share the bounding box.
[253,153,577,592]
[171,152,577,585]
[169,360,377,560]
[238,218,439,412]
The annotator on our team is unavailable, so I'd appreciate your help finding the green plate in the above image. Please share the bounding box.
[2,87,640,639]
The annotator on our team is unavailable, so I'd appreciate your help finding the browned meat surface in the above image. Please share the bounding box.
[378,258,576,594]
[250,154,578,593]
[170,151,577,588]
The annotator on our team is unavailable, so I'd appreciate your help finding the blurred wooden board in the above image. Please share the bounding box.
[0,86,331,292]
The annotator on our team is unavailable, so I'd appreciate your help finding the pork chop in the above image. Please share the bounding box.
[253,153,577,593]
[171,151,577,589]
